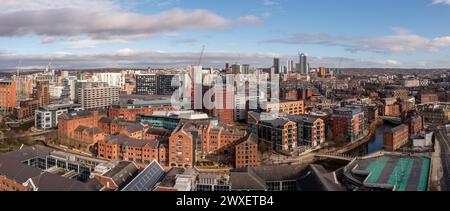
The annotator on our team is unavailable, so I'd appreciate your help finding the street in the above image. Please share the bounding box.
[436,128,450,191]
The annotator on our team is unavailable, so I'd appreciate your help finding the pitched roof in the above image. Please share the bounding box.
[230,169,267,191]
[0,157,42,184]
[29,172,99,191]
[146,128,170,136]
[102,161,139,189]
[1,145,53,162]
[104,135,159,148]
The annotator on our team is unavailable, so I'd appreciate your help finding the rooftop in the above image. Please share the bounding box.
[350,155,430,191]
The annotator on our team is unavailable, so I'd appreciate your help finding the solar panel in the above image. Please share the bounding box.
[121,160,165,191]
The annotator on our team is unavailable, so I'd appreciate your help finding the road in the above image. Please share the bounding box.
[436,128,450,191]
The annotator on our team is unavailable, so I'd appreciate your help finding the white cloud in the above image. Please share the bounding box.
[263,0,279,6]
[432,0,450,5]
[264,29,450,54]
[0,0,261,40]
[382,59,402,66]
[0,49,432,70]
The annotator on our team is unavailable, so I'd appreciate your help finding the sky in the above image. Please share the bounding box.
[1,0,450,70]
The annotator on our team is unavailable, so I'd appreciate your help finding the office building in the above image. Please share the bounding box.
[135,74,158,95]
[299,53,308,75]
[273,57,280,74]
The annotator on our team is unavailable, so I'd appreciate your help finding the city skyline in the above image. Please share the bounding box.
[1,0,450,70]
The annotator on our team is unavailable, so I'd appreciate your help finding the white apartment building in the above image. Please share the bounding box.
[93,72,125,88]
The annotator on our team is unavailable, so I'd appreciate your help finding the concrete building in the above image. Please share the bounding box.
[62,76,77,101]
[76,81,119,110]
[49,85,64,99]
[402,79,420,88]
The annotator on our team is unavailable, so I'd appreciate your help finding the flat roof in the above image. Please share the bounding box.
[355,155,430,191]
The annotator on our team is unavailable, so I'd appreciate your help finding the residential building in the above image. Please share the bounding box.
[93,72,125,88]
[289,115,325,147]
[384,124,409,151]
[0,81,17,113]
[76,81,120,110]
[35,103,82,130]
[35,80,50,107]
[259,118,297,152]
[265,100,305,115]
[235,133,260,168]
[332,106,367,143]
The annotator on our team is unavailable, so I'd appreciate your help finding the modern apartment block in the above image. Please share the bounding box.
[332,105,367,143]
[34,80,50,107]
[93,72,125,88]
[289,115,325,147]
[35,103,82,130]
[265,100,305,115]
[259,118,297,152]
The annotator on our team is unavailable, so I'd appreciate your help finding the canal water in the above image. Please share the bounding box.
[367,123,397,154]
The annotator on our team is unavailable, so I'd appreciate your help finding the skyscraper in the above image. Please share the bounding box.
[287,60,294,73]
[299,53,308,75]
[273,57,280,74]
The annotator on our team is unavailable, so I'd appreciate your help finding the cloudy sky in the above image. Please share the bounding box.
[1,0,450,70]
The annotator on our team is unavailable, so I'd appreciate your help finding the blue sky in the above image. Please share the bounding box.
[1,0,450,69]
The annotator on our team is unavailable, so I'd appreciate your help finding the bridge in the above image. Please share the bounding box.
[380,116,402,125]
[313,152,356,161]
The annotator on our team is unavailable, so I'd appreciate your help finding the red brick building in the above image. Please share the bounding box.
[384,124,409,151]
[419,93,439,104]
[58,110,106,141]
[108,105,174,121]
[235,133,260,168]
[0,81,17,113]
[201,123,247,159]
[98,117,147,139]
[384,104,401,117]
[408,115,423,136]
[265,100,305,115]
[35,80,50,107]
[169,128,194,168]
[97,135,165,167]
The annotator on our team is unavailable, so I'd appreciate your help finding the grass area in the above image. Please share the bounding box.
[0,142,23,150]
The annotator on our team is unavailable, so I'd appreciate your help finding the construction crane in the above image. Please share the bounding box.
[45,57,54,74]
[197,45,206,66]
[16,60,22,77]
